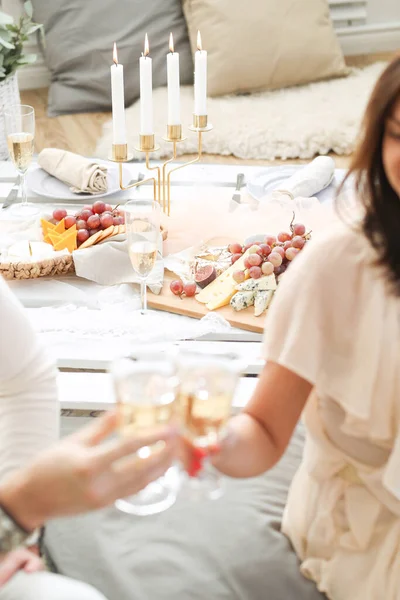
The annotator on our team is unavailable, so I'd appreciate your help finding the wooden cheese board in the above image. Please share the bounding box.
[148,270,267,334]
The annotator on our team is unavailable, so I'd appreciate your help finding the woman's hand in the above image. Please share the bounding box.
[0,412,178,532]
[0,548,45,587]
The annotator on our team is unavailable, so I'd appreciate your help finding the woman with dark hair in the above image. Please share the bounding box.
[187,56,400,599]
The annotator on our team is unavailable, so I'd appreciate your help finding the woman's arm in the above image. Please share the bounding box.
[0,278,59,481]
[211,361,312,478]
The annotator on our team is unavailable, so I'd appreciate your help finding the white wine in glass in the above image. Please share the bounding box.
[177,351,243,500]
[111,345,180,516]
[4,104,38,217]
[124,200,161,314]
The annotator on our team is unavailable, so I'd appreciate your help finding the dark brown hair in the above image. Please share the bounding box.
[340,56,400,294]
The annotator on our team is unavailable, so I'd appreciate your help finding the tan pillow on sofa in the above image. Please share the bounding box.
[183,0,348,97]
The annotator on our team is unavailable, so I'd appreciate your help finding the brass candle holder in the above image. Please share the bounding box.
[110,115,213,216]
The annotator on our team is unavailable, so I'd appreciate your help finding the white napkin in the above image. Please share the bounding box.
[72,234,164,294]
[270,156,335,201]
[38,149,108,194]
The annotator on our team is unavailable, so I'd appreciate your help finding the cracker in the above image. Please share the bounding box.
[78,230,103,249]
[97,226,114,242]
[118,224,126,235]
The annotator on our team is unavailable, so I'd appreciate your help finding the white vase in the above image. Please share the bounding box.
[0,72,21,160]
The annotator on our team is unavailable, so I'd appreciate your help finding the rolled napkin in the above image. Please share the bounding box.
[72,234,164,294]
[270,156,335,200]
[38,148,108,194]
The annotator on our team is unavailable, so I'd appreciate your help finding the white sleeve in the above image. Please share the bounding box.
[0,277,59,482]
[262,224,358,386]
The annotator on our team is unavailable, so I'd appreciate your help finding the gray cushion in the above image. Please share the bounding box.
[44,425,325,600]
[31,0,193,117]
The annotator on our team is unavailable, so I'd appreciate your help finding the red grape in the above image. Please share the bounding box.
[183,281,197,297]
[243,243,254,252]
[53,208,67,221]
[113,216,124,226]
[292,223,306,236]
[92,200,106,214]
[249,266,262,279]
[228,242,242,254]
[64,215,76,229]
[89,227,100,236]
[286,247,300,261]
[170,279,183,295]
[76,219,88,230]
[268,252,283,267]
[100,213,114,229]
[77,229,89,243]
[248,245,261,254]
[104,203,113,212]
[248,253,262,267]
[277,231,292,243]
[244,257,252,270]
[233,270,246,284]
[83,204,93,212]
[264,235,277,246]
[259,244,271,257]
[273,246,285,259]
[292,236,306,249]
[261,261,274,276]
[87,214,101,229]
[283,240,292,251]
[231,253,242,264]
[80,209,93,221]
[119,214,125,224]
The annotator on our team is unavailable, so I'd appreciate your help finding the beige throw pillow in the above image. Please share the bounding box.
[183,0,348,97]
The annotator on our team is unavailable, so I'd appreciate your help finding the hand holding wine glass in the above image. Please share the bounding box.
[124,199,161,314]
[4,104,38,217]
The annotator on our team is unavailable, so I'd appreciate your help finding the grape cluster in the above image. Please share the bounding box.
[170,278,197,297]
[230,222,308,284]
[52,201,125,246]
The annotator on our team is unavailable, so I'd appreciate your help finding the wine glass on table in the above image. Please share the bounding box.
[3,104,38,217]
[124,199,160,314]
[177,351,243,500]
[111,344,180,516]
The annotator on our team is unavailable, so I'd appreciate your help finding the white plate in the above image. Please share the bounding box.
[27,161,132,200]
[246,166,347,204]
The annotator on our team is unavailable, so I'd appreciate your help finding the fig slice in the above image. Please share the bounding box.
[194,264,217,288]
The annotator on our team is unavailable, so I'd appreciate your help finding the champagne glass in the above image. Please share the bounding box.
[3,104,38,217]
[124,199,160,314]
[111,344,181,516]
[177,351,243,500]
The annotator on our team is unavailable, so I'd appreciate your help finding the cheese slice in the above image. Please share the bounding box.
[236,274,277,292]
[52,225,77,253]
[47,231,62,246]
[196,250,250,310]
[41,219,56,237]
[53,218,65,234]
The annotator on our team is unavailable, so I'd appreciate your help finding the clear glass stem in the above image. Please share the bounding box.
[140,277,147,314]
[19,172,27,206]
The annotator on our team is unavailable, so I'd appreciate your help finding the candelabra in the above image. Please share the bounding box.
[110,115,213,216]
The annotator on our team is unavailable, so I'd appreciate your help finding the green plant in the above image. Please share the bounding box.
[0,1,43,81]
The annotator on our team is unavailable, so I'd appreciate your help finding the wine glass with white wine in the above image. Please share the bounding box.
[4,104,38,217]
[177,351,244,500]
[124,199,160,314]
[111,344,181,516]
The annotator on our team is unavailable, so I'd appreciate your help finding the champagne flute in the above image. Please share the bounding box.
[111,344,181,516]
[177,351,243,500]
[124,199,160,314]
[4,104,38,217]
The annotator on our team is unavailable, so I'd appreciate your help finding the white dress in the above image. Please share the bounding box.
[0,276,59,481]
[262,222,400,600]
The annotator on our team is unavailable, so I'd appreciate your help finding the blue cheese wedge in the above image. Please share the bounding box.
[230,291,256,311]
[236,274,276,293]
[254,289,274,317]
